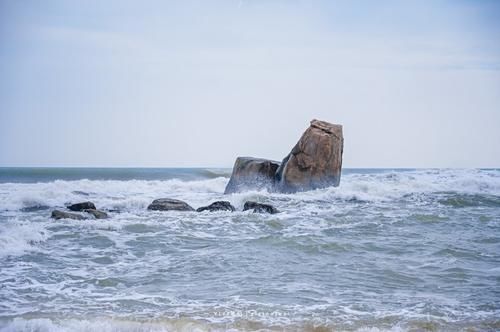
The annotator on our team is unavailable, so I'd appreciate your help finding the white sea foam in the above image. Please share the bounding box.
[0,317,215,332]
[0,317,486,332]
[319,169,500,202]
[0,169,499,330]
[0,170,498,212]
[0,177,229,211]
[0,218,48,257]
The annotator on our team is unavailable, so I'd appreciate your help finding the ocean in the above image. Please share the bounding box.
[0,167,499,332]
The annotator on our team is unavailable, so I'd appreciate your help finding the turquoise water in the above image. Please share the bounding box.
[0,168,499,331]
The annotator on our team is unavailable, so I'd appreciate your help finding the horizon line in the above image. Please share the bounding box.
[0,166,499,170]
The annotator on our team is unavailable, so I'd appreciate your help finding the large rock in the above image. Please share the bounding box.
[224,119,343,194]
[196,201,235,212]
[224,157,280,194]
[68,201,96,211]
[276,119,343,192]
[51,210,87,220]
[147,198,194,211]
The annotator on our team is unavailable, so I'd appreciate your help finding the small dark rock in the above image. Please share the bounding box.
[72,191,90,196]
[147,198,194,211]
[243,201,279,214]
[51,210,87,220]
[196,201,235,212]
[68,201,96,211]
[84,209,109,219]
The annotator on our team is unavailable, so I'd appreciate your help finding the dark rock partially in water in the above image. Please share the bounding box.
[51,210,87,220]
[84,209,109,219]
[243,201,279,214]
[68,201,96,211]
[147,198,194,211]
[224,119,343,193]
[196,201,235,212]
[224,157,280,194]
[72,191,90,196]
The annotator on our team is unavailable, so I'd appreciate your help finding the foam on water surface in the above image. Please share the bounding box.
[0,168,499,331]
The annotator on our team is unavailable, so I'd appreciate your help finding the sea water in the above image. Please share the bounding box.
[0,168,499,331]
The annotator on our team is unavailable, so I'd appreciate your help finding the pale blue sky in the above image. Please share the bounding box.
[1,0,499,167]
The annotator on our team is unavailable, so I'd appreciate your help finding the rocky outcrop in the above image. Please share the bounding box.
[196,201,235,212]
[243,201,279,214]
[68,201,96,211]
[224,157,280,194]
[224,119,343,194]
[84,209,109,219]
[51,210,87,220]
[147,198,194,211]
[276,119,343,192]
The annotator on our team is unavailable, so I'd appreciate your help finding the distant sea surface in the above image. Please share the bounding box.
[0,167,499,332]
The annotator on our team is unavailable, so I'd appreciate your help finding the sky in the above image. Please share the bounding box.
[1,0,499,168]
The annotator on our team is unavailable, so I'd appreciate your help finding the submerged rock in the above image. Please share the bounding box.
[84,209,109,219]
[68,201,96,212]
[276,119,343,192]
[51,210,87,220]
[196,201,235,212]
[243,201,279,214]
[224,157,281,194]
[72,191,90,196]
[21,205,50,212]
[147,198,194,211]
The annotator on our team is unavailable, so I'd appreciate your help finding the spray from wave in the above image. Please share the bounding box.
[0,169,498,212]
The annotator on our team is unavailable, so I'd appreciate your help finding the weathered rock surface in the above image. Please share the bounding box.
[147,198,194,211]
[196,201,235,212]
[84,209,109,219]
[224,119,343,193]
[243,201,279,214]
[224,157,281,194]
[51,210,87,220]
[276,119,343,192]
[68,201,96,211]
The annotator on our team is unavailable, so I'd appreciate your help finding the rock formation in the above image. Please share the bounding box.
[68,201,96,211]
[224,157,280,194]
[243,201,279,214]
[51,210,87,220]
[276,119,343,192]
[196,201,235,212]
[84,209,109,219]
[224,119,343,193]
[147,198,194,211]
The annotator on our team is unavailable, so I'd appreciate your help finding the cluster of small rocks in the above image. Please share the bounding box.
[147,198,279,214]
[51,201,109,220]
[50,199,278,220]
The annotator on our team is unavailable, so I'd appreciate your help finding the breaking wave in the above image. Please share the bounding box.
[0,169,498,212]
